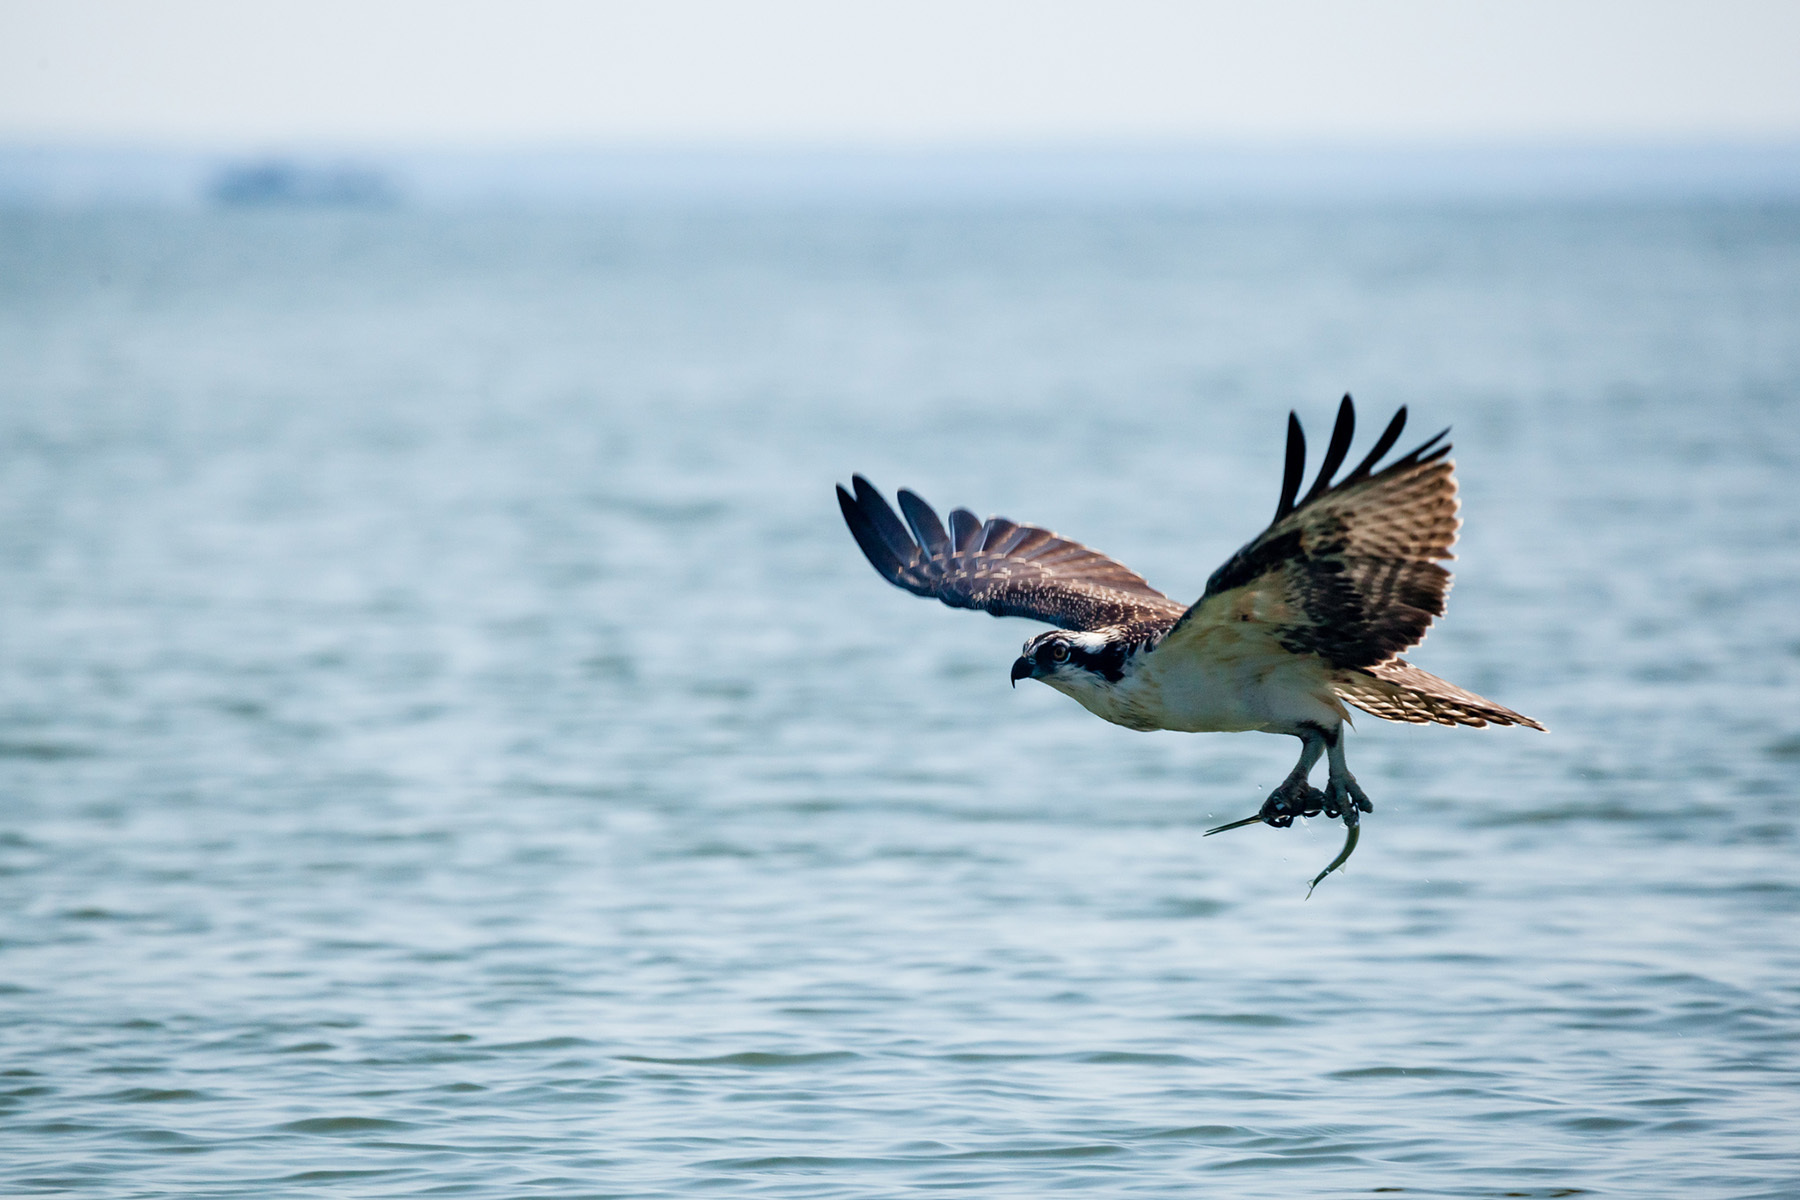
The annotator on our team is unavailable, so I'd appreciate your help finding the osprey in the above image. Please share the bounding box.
[837,396,1543,891]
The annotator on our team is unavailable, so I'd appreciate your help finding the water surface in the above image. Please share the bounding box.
[2,206,1798,1197]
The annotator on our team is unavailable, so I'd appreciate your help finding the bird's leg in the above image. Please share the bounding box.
[1255,727,1327,827]
[1202,726,1346,841]
[1205,728,1327,836]
[1304,729,1374,894]
[1203,725,1376,892]
[1254,727,1328,828]
[1320,730,1373,822]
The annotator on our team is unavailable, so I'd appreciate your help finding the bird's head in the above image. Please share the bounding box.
[1011,629,1118,692]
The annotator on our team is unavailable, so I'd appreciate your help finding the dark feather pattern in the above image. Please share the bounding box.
[1187,396,1459,669]
[1335,659,1546,730]
[836,476,1185,632]
[897,490,950,557]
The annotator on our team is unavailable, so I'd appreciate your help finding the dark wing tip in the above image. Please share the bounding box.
[1275,411,1306,522]
[1382,425,1451,473]
[1299,394,1357,507]
[1343,405,1409,484]
[947,507,983,552]
[896,488,951,558]
[838,476,924,592]
[1276,399,1451,514]
[849,474,920,562]
[1414,427,1453,465]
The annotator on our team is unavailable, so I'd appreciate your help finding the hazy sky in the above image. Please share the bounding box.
[3,0,1798,146]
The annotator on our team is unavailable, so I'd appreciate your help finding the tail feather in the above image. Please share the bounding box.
[1335,658,1545,731]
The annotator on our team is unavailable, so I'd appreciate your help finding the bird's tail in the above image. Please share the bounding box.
[1333,658,1545,731]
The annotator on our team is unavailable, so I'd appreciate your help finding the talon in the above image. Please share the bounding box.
[1322,775,1373,820]
[1256,781,1326,828]
[1205,727,1378,889]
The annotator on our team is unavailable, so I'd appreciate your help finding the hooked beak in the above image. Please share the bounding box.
[1010,656,1034,688]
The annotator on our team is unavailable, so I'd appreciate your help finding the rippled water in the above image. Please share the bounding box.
[2,206,1798,1198]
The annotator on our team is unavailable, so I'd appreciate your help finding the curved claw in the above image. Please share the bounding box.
[1204,814,1265,836]
[1305,821,1361,898]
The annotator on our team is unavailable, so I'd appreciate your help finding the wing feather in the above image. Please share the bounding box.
[1171,395,1460,669]
[1299,396,1357,508]
[978,517,1016,551]
[1335,659,1546,730]
[852,475,916,562]
[1008,525,1056,553]
[1343,404,1410,485]
[897,489,951,557]
[837,476,1185,631]
[986,523,1033,557]
[948,508,982,553]
[1275,412,1306,521]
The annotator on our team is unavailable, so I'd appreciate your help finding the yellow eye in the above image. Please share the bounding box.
[1048,642,1070,663]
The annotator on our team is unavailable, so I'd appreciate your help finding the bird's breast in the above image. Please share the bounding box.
[1048,626,1343,734]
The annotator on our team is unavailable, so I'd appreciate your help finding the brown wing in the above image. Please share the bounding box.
[837,475,1186,632]
[1171,396,1459,668]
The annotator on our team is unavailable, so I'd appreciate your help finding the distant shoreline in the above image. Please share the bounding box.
[4,140,1800,208]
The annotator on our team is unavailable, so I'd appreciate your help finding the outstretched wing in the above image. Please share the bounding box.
[1170,395,1459,669]
[837,475,1186,632]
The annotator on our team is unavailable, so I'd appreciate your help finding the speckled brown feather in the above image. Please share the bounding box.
[1335,658,1546,730]
[836,475,1188,633]
[1167,396,1540,730]
[1182,397,1461,670]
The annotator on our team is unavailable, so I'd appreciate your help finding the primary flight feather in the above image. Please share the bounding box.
[837,395,1542,890]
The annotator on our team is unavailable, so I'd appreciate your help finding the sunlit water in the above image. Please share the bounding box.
[2,206,1798,1198]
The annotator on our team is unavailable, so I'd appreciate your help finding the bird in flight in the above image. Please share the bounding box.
[837,395,1543,892]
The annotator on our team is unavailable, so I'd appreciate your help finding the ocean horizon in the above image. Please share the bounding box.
[5,138,1800,209]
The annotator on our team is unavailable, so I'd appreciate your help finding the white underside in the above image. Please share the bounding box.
[1040,624,1347,735]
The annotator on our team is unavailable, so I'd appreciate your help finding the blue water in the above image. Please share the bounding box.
[1,206,1798,1198]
